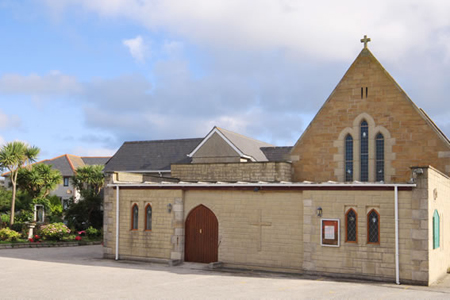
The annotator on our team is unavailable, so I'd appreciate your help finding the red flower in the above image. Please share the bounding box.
[34,235,40,239]
[28,238,34,242]
[75,236,82,241]
[78,231,86,235]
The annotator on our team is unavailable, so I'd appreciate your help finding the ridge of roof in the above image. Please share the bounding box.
[123,137,203,145]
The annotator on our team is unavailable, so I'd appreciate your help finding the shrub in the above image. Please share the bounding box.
[85,226,101,239]
[0,213,9,228]
[40,223,71,241]
[0,228,21,241]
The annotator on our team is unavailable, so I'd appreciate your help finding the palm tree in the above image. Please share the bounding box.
[0,142,40,225]
[72,165,105,198]
[17,164,62,199]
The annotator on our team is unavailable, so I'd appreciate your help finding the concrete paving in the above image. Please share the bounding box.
[1,245,450,299]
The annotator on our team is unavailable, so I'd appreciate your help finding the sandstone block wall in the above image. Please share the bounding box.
[291,49,450,183]
[301,189,423,284]
[172,162,292,182]
[103,187,181,261]
[427,167,450,284]
[184,190,303,270]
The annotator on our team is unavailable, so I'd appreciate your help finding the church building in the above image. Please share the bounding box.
[102,37,450,286]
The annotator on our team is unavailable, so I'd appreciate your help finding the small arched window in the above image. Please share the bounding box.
[367,209,380,244]
[360,121,369,182]
[131,204,139,230]
[376,133,384,182]
[145,204,152,231]
[433,210,440,249]
[345,208,357,243]
[345,134,353,182]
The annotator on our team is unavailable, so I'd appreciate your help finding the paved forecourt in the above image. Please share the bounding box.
[1,245,450,299]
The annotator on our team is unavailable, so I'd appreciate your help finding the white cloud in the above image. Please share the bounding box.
[0,110,21,129]
[44,0,450,62]
[123,35,148,62]
[0,71,82,96]
[71,146,116,157]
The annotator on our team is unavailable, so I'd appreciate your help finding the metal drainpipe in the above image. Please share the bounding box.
[395,185,400,285]
[115,185,120,261]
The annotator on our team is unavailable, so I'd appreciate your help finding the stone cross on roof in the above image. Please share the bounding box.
[361,35,371,49]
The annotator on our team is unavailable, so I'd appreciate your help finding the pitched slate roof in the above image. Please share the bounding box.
[260,146,293,162]
[104,138,203,173]
[2,154,111,177]
[217,127,274,161]
[188,127,274,162]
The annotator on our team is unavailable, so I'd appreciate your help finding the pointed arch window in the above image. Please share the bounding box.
[376,133,384,182]
[367,209,380,244]
[131,204,139,230]
[345,134,353,182]
[360,121,369,181]
[433,210,440,249]
[145,204,152,231]
[345,208,357,243]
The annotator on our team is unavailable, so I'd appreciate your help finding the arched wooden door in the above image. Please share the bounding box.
[185,205,218,263]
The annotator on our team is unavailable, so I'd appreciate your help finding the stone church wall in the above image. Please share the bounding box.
[290,49,450,183]
[301,188,425,284]
[172,162,292,182]
[427,167,450,284]
[103,187,181,261]
[184,190,304,271]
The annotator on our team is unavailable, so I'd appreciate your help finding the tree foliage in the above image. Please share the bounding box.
[71,165,105,198]
[17,164,62,199]
[0,141,40,224]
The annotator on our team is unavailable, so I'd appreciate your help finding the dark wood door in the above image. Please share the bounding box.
[185,205,218,263]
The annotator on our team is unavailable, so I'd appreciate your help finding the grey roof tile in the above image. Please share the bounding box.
[216,127,273,161]
[104,138,203,172]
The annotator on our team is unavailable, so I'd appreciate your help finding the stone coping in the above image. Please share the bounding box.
[0,241,102,249]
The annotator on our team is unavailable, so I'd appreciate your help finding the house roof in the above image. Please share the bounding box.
[2,154,111,177]
[260,146,293,162]
[104,138,203,173]
[188,127,274,162]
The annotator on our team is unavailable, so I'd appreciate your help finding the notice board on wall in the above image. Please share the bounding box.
[320,219,340,247]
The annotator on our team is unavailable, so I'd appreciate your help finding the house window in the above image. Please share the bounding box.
[360,121,369,181]
[346,208,357,243]
[376,133,384,182]
[131,204,139,230]
[345,134,353,182]
[367,209,380,244]
[433,210,440,249]
[63,177,70,186]
[145,204,152,231]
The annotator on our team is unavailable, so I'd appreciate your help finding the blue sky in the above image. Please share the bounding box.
[1,0,450,161]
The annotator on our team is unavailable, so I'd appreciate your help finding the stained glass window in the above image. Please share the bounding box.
[360,121,369,181]
[131,204,138,230]
[345,134,353,182]
[376,133,384,182]
[433,210,440,249]
[145,204,152,231]
[346,209,357,242]
[367,209,379,244]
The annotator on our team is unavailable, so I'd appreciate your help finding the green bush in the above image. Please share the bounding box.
[86,226,101,239]
[40,222,71,241]
[0,213,9,228]
[0,228,21,241]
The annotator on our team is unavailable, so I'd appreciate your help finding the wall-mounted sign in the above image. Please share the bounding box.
[320,219,340,247]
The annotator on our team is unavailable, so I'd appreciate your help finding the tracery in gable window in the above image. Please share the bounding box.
[345,134,353,182]
[376,133,384,182]
[360,121,369,182]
